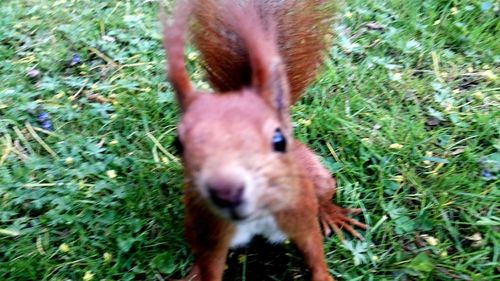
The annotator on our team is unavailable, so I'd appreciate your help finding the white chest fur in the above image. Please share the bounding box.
[230,214,288,248]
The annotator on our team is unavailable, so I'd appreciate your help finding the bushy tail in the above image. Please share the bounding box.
[191,0,336,103]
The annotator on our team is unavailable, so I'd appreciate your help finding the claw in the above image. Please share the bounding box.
[343,216,367,229]
[338,222,364,240]
[319,203,366,241]
[345,208,363,215]
[330,222,345,241]
[321,219,332,237]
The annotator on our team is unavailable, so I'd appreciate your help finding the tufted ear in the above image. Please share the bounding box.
[223,1,291,126]
[252,54,291,125]
[160,0,196,111]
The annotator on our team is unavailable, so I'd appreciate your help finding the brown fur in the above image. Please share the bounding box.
[162,1,365,280]
[191,0,335,103]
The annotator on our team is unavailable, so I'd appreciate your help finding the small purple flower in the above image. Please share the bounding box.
[481,169,491,178]
[40,120,53,131]
[37,112,53,131]
[37,112,49,122]
[70,54,81,66]
[27,68,41,78]
[480,169,497,181]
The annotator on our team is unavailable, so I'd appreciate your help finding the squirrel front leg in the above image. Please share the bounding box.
[292,142,337,202]
[183,248,229,281]
[275,180,334,281]
[291,223,335,281]
[180,195,234,281]
[292,142,367,240]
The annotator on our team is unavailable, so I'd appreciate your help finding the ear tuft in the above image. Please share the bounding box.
[267,60,290,118]
[161,0,197,110]
[222,2,291,123]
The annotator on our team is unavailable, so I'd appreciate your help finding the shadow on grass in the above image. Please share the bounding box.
[224,236,309,281]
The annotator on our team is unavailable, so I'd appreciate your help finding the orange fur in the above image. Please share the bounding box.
[162,1,366,280]
[191,0,336,103]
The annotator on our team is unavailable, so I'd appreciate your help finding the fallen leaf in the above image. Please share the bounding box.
[27,68,41,78]
[87,93,108,103]
[426,116,441,126]
[364,22,384,30]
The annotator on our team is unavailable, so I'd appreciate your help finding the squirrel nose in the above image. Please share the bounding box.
[207,179,245,208]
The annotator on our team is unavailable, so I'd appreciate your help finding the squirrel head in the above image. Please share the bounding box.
[176,89,297,221]
[163,1,298,221]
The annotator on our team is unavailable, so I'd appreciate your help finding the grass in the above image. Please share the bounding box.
[0,0,498,280]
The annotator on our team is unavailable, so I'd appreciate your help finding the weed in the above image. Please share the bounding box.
[1,0,498,280]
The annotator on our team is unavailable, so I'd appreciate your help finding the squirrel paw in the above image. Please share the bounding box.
[319,203,367,240]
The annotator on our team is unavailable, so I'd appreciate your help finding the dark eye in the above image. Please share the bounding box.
[272,129,287,153]
[172,135,184,155]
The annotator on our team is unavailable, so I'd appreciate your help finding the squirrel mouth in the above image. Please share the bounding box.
[229,208,250,221]
[211,204,253,222]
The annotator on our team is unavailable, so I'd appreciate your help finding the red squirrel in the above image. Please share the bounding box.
[162,1,366,280]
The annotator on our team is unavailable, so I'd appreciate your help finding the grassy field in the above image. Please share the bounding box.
[1,0,498,280]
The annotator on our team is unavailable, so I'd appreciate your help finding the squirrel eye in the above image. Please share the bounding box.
[272,129,287,153]
[172,135,184,155]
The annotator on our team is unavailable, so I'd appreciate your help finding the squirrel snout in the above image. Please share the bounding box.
[207,179,245,209]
